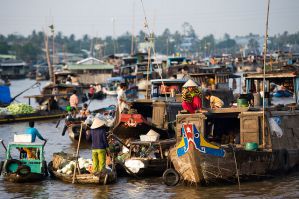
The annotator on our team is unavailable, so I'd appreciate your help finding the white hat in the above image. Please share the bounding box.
[183,79,198,88]
[90,118,106,129]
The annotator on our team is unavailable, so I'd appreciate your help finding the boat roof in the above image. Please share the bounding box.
[244,71,297,79]
[8,142,44,147]
[151,79,187,84]
[107,77,124,82]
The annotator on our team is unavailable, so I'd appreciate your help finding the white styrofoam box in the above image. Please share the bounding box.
[140,134,159,142]
[14,134,32,143]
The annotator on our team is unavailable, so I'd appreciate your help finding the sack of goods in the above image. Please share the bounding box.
[140,129,160,142]
[56,158,93,175]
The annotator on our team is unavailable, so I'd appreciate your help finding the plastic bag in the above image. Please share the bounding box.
[269,117,283,137]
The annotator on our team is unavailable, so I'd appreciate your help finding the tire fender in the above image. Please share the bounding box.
[16,165,31,177]
[163,168,180,186]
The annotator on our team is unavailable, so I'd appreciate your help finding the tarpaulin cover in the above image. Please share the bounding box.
[0,86,12,104]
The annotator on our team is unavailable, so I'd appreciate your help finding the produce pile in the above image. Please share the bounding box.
[0,107,9,115]
[6,103,35,115]
[56,158,93,175]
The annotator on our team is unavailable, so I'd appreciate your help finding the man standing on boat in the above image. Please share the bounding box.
[117,83,130,113]
[205,91,224,109]
[89,118,109,174]
[181,79,202,113]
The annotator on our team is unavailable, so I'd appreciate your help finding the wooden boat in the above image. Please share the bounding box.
[0,109,65,124]
[0,141,48,183]
[48,161,117,185]
[64,105,116,142]
[120,139,176,176]
[167,68,299,186]
[88,91,106,100]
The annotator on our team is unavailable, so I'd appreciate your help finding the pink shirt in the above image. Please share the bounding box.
[70,94,79,107]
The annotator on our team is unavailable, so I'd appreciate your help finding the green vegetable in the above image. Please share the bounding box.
[7,103,35,115]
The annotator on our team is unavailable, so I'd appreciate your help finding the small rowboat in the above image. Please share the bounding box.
[48,161,117,185]
[0,141,48,183]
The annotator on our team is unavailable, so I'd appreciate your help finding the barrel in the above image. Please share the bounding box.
[237,98,249,107]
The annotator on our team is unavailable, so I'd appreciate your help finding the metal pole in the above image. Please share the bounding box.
[262,0,270,148]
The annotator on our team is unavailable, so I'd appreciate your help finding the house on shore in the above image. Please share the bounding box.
[0,56,28,79]
[67,57,114,84]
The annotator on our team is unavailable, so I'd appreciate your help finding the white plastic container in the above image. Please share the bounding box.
[14,134,32,143]
[140,134,159,142]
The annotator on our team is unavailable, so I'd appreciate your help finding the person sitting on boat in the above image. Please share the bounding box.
[117,83,130,113]
[88,85,95,98]
[89,118,110,174]
[181,79,202,114]
[272,84,293,98]
[69,90,79,110]
[80,103,90,118]
[205,91,224,109]
[95,83,102,93]
[65,76,72,85]
[25,121,47,143]
[177,66,191,80]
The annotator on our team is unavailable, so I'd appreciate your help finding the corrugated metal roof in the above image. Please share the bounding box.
[68,64,114,70]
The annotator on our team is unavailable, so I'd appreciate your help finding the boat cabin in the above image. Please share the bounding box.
[5,142,46,174]
[175,108,271,149]
[150,79,187,102]
[244,70,299,105]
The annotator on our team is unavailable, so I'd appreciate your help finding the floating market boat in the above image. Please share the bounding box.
[63,105,116,142]
[0,109,65,124]
[48,153,117,185]
[166,68,299,186]
[111,79,188,176]
[0,140,48,183]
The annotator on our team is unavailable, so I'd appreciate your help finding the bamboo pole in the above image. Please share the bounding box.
[145,45,151,99]
[72,122,83,184]
[262,0,270,148]
[44,33,54,83]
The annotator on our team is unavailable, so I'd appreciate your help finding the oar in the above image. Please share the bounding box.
[0,139,7,152]
[55,111,68,128]
[10,82,40,103]
[72,122,83,184]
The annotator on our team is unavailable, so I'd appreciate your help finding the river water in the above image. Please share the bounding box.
[0,79,298,199]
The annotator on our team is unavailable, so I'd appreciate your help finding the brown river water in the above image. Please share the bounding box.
[0,79,298,199]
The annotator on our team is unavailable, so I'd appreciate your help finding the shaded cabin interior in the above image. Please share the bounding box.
[175,109,270,148]
[244,70,299,105]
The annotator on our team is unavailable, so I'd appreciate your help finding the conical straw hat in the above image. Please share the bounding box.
[183,79,198,88]
[90,118,106,129]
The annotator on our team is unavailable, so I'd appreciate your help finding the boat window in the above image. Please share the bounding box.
[9,147,41,160]
[204,113,240,145]
[130,144,161,159]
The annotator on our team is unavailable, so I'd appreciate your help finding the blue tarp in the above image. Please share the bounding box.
[0,85,12,104]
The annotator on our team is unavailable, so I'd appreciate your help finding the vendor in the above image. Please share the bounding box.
[205,91,224,109]
[89,118,109,174]
[181,79,202,113]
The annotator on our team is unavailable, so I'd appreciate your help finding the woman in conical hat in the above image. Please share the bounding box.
[89,118,109,174]
[181,79,202,113]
